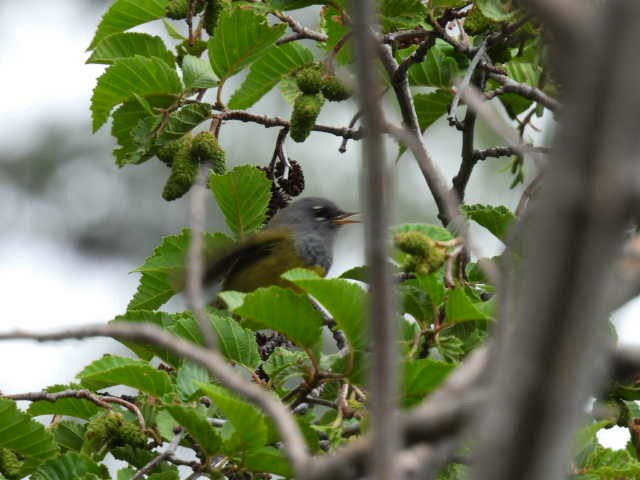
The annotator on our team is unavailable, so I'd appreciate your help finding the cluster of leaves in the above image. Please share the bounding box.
[5,0,633,479]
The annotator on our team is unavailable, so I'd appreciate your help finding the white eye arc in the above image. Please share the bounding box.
[312,205,323,210]
[315,216,327,222]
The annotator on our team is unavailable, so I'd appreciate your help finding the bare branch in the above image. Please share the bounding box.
[132,431,186,480]
[271,11,328,44]
[351,3,399,479]
[486,73,560,112]
[219,110,363,140]
[0,322,309,474]
[473,145,550,161]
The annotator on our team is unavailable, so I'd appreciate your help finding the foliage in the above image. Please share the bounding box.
[7,1,623,479]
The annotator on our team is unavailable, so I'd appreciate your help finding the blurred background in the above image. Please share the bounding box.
[0,0,637,453]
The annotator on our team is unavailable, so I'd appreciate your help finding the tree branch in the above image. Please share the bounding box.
[351,4,399,480]
[272,11,328,44]
[218,110,363,140]
[0,322,309,475]
[132,431,186,480]
[486,73,561,112]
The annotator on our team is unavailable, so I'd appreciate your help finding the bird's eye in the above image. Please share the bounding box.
[312,205,329,221]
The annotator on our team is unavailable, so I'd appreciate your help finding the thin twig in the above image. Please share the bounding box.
[219,110,363,140]
[132,431,186,480]
[394,33,436,82]
[473,145,550,161]
[0,322,310,475]
[272,11,328,44]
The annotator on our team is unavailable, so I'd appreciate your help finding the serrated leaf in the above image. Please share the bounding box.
[263,347,309,390]
[279,75,301,105]
[154,102,213,146]
[445,288,493,324]
[196,383,269,453]
[111,96,174,167]
[462,204,516,242]
[164,405,222,455]
[414,89,453,131]
[320,6,352,65]
[210,166,271,239]
[475,0,519,22]
[128,231,234,311]
[208,8,287,80]
[407,42,460,87]
[50,421,86,453]
[87,32,174,66]
[229,42,313,109]
[89,0,168,49]
[243,446,292,477]
[210,312,262,369]
[27,385,100,420]
[0,399,58,474]
[231,286,324,349]
[176,361,211,401]
[268,0,330,9]
[181,56,219,90]
[402,358,455,407]
[380,0,428,30]
[163,18,185,40]
[580,444,640,478]
[91,55,182,132]
[31,452,108,480]
[77,355,174,396]
[283,269,368,351]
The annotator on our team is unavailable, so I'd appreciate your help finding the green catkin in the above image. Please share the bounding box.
[394,231,447,275]
[191,131,226,174]
[204,0,224,36]
[289,94,324,142]
[0,449,22,479]
[162,135,198,201]
[321,75,352,102]
[295,65,324,95]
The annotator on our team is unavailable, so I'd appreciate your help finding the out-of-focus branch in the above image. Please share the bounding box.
[487,73,560,112]
[0,322,309,475]
[218,110,363,140]
[605,234,640,310]
[472,2,640,480]
[350,2,399,480]
[187,165,217,349]
[473,145,550,161]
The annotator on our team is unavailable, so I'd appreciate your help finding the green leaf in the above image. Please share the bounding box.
[176,361,211,401]
[263,347,310,390]
[229,42,313,109]
[243,446,292,477]
[339,265,369,282]
[118,468,136,480]
[414,89,453,132]
[163,18,186,40]
[111,310,180,362]
[231,286,324,349]
[128,271,176,311]
[320,6,352,65]
[407,42,460,88]
[128,230,233,311]
[208,8,287,80]
[50,421,86,453]
[164,405,222,455]
[445,288,493,324]
[579,444,640,478]
[181,56,219,90]
[575,420,611,457]
[77,355,175,397]
[462,204,516,242]
[210,311,262,369]
[31,452,108,480]
[148,472,179,480]
[27,385,100,420]
[111,96,174,167]
[89,0,168,49]
[0,398,58,474]
[196,383,269,453]
[217,291,247,311]
[268,0,330,10]
[87,32,174,66]
[91,55,182,132]
[380,0,428,30]
[154,102,213,147]
[283,269,368,351]
[210,166,271,239]
[475,0,519,22]
[402,358,455,407]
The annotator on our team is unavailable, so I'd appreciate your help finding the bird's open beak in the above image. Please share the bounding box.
[333,211,361,225]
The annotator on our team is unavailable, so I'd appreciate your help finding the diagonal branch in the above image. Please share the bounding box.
[0,322,309,475]
[132,431,186,480]
[486,73,560,112]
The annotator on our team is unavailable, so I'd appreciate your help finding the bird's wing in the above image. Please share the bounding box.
[202,229,290,286]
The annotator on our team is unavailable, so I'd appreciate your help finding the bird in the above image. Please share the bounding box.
[203,197,359,295]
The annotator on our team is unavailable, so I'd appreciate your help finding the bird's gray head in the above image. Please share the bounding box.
[269,197,357,241]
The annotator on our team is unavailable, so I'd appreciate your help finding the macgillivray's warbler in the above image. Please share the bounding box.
[203,197,359,295]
